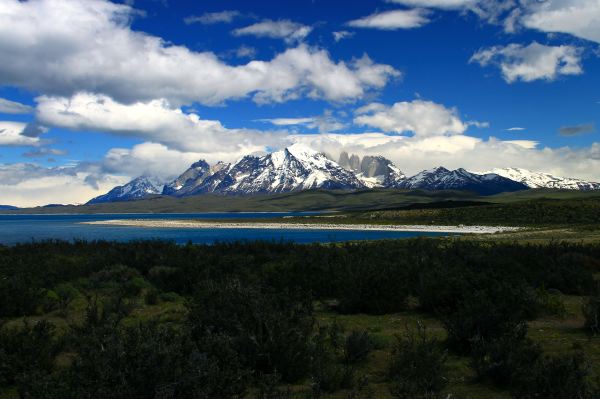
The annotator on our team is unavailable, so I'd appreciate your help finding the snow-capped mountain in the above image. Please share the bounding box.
[87,145,600,204]
[162,160,211,196]
[169,143,364,196]
[398,167,528,195]
[87,176,164,204]
[479,168,600,191]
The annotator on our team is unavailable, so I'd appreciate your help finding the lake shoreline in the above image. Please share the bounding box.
[81,219,521,234]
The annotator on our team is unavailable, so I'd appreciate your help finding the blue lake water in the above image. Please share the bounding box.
[0,213,450,245]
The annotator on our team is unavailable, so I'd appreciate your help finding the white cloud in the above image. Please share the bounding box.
[0,0,397,105]
[333,31,354,42]
[22,147,66,158]
[235,45,257,58]
[353,100,467,136]
[0,162,125,207]
[35,92,289,155]
[0,121,40,146]
[507,127,526,131]
[100,142,212,180]
[257,111,346,133]
[347,9,431,30]
[184,10,242,25]
[522,0,600,44]
[386,0,478,10]
[0,98,33,114]
[293,132,600,182]
[470,42,583,83]
[232,19,312,44]
[257,117,315,126]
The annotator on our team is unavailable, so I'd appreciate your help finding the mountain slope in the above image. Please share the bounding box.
[357,155,406,188]
[480,167,600,190]
[171,143,364,196]
[87,176,164,204]
[399,167,528,195]
[162,160,211,196]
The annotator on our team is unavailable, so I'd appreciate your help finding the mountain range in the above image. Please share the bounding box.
[87,144,600,204]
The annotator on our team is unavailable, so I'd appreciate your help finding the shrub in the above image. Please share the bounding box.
[309,324,350,395]
[90,264,140,284]
[20,310,250,398]
[188,279,314,382]
[0,320,60,388]
[123,276,150,297]
[583,294,600,336]
[388,322,447,399]
[159,291,181,303]
[534,287,566,318]
[511,352,599,399]
[441,279,535,353]
[144,288,159,305]
[343,330,374,364]
[470,330,542,387]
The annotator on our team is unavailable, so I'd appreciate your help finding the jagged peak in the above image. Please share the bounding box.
[286,142,322,159]
[190,160,210,169]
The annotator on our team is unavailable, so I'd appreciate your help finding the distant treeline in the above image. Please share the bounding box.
[354,198,600,226]
[2,239,600,398]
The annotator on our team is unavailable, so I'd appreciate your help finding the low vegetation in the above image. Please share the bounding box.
[1,238,600,398]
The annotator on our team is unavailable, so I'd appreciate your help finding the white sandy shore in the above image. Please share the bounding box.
[81,219,521,234]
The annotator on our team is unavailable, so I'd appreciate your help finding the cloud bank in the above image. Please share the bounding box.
[0,0,398,105]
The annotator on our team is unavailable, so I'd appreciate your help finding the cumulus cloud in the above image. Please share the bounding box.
[0,162,125,207]
[100,142,213,180]
[257,111,346,133]
[386,0,478,10]
[22,148,66,158]
[293,132,600,182]
[522,0,600,44]
[353,100,467,136]
[232,19,312,44]
[0,98,33,114]
[559,123,595,136]
[0,0,397,105]
[0,121,41,146]
[333,31,354,42]
[184,10,242,25]
[347,9,431,30]
[470,42,583,83]
[35,92,290,155]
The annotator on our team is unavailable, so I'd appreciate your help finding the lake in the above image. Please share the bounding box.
[0,213,450,245]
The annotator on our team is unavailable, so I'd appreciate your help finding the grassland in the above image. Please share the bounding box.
[5,187,600,214]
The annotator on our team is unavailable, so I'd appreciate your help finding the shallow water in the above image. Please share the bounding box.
[0,213,450,245]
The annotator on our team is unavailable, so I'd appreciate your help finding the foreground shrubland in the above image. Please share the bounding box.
[1,238,600,398]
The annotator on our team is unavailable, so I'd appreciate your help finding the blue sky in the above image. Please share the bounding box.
[0,0,599,206]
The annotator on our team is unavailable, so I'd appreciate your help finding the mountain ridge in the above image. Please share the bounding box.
[87,145,600,204]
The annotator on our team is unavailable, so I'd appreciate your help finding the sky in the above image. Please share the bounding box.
[0,0,599,206]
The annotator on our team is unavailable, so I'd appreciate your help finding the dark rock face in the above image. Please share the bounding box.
[162,160,211,196]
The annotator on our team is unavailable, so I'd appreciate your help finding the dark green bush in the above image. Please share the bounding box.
[336,259,409,314]
[343,330,374,364]
[470,331,542,387]
[309,324,352,395]
[441,279,535,353]
[388,322,447,399]
[511,352,599,399]
[144,288,159,305]
[583,294,600,336]
[188,279,314,382]
[0,320,60,388]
